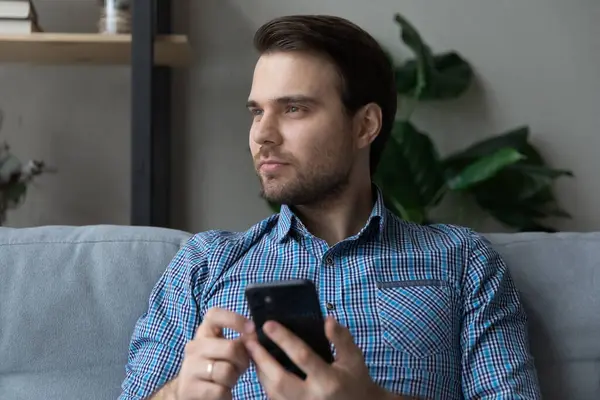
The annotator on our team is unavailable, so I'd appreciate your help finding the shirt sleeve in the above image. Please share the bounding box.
[119,234,210,399]
[460,231,542,399]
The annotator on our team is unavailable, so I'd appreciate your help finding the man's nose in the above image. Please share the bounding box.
[252,113,282,145]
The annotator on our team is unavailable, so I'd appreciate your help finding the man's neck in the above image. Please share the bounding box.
[293,182,374,246]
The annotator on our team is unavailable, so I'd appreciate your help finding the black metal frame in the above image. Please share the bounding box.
[131,0,172,227]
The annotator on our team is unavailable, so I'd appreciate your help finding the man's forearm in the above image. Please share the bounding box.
[149,378,178,400]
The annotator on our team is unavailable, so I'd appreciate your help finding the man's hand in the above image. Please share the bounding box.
[244,316,398,400]
[175,308,251,400]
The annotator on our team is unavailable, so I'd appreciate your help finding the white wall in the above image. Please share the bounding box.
[4,0,600,233]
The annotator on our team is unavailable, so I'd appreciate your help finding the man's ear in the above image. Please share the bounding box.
[354,103,382,150]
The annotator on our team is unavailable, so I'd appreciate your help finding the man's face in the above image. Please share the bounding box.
[247,51,356,206]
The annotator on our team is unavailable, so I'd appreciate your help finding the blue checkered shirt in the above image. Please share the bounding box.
[120,192,541,399]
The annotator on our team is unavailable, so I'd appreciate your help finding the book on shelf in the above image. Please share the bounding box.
[0,0,41,34]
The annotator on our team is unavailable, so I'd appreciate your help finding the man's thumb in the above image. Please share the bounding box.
[325,316,362,363]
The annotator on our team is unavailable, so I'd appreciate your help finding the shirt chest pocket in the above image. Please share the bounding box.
[376,281,455,359]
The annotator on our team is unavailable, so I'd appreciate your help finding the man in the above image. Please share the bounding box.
[120,15,541,400]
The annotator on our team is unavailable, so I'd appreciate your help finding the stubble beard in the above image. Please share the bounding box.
[258,161,351,207]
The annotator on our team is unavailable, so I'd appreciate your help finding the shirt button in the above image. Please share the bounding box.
[326,302,335,311]
[325,256,334,266]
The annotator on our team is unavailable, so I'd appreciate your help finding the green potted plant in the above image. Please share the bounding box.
[0,108,50,225]
[371,13,572,232]
[0,142,49,225]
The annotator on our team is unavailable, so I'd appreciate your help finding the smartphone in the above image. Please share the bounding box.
[245,279,334,379]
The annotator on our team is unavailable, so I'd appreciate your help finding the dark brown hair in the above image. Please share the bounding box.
[254,15,397,175]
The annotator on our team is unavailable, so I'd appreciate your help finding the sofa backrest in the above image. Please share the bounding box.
[0,225,191,400]
[486,232,600,400]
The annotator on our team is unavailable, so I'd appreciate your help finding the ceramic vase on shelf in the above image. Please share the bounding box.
[98,0,132,34]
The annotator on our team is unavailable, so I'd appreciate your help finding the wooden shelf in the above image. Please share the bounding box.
[0,33,191,66]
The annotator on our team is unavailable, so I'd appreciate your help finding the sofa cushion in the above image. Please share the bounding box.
[486,232,600,400]
[0,225,191,400]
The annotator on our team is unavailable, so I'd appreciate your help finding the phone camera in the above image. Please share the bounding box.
[264,295,272,304]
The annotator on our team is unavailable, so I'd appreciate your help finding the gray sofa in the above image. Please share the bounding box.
[0,225,598,399]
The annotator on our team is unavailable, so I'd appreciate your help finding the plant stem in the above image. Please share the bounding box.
[389,197,411,221]
[402,96,419,121]
[427,184,448,209]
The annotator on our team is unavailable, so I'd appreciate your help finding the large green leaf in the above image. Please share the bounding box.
[442,126,551,187]
[470,163,572,206]
[374,136,423,221]
[531,202,571,219]
[508,164,573,178]
[443,127,530,164]
[3,182,27,208]
[480,194,569,219]
[393,13,473,100]
[520,186,571,218]
[446,127,573,231]
[441,125,572,215]
[486,207,558,232]
[390,121,446,207]
[393,13,430,99]
[384,194,428,223]
[480,185,570,231]
[469,163,572,231]
[0,154,22,183]
[374,121,445,222]
[447,148,525,190]
[395,52,473,100]
[504,164,573,200]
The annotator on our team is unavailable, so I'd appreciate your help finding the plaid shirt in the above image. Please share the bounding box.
[120,191,541,399]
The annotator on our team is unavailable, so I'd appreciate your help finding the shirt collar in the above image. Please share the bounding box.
[275,185,387,243]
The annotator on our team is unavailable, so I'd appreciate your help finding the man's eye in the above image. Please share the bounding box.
[251,109,263,116]
[287,106,300,113]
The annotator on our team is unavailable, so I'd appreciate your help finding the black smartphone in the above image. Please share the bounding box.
[245,279,334,379]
